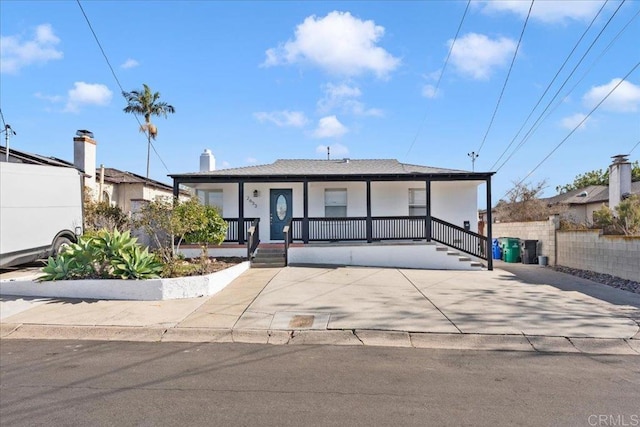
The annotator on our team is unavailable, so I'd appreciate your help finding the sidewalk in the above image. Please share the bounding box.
[1,264,639,355]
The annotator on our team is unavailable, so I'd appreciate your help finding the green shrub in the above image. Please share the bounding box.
[40,229,162,281]
[135,197,227,264]
[84,188,130,233]
[592,196,640,235]
[184,205,228,261]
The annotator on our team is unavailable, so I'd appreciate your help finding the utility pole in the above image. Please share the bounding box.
[467,151,479,172]
[2,124,16,162]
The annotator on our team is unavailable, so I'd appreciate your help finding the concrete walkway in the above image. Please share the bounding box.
[1,263,639,355]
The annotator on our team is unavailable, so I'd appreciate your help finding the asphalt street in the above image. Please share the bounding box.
[1,340,639,426]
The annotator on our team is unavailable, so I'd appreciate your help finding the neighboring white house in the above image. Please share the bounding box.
[171,151,495,270]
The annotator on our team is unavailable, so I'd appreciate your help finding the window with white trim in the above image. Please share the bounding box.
[408,188,426,216]
[325,189,347,217]
[197,189,223,211]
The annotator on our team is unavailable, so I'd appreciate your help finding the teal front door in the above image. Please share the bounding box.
[270,189,292,240]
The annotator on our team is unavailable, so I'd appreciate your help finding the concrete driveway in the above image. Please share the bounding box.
[2,263,639,354]
[231,265,640,339]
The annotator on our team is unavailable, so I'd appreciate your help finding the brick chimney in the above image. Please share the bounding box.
[609,154,631,211]
[73,130,97,196]
[199,149,215,172]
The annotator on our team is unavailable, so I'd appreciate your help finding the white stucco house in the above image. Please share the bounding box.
[171,151,495,271]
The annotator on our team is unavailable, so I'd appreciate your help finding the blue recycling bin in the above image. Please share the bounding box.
[492,238,502,260]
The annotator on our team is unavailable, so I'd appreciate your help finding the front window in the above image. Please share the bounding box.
[325,189,347,217]
[408,188,426,216]
[197,189,223,211]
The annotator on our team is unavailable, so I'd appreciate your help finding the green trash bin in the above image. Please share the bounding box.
[503,238,521,263]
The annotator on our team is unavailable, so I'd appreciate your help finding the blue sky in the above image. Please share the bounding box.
[1,0,639,206]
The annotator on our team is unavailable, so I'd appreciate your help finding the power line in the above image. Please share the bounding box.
[75,0,170,174]
[494,3,637,173]
[630,140,640,155]
[475,0,534,156]
[489,0,609,171]
[502,60,639,200]
[0,108,6,128]
[492,0,630,172]
[405,0,471,157]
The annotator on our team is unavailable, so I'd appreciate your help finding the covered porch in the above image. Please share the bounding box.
[171,159,495,270]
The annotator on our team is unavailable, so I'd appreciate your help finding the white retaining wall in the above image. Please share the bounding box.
[556,231,640,282]
[288,243,481,270]
[0,261,250,301]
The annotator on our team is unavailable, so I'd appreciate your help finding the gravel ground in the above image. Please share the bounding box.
[552,265,640,294]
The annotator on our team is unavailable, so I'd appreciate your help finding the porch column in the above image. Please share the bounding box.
[366,180,372,243]
[172,179,180,200]
[485,177,493,271]
[425,179,432,242]
[303,180,309,243]
[238,181,245,245]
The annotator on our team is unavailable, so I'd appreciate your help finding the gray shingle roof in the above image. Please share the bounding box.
[544,181,639,206]
[100,168,175,190]
[1,146,76,168]
[173,159,472,177]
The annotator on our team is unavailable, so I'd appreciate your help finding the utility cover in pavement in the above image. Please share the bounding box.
[270,312,331,330]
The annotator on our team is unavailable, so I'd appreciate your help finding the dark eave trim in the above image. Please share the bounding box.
[170,172,494,184]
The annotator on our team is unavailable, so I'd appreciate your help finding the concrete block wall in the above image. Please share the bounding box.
[491,216,559,265]
[556,231,640,282]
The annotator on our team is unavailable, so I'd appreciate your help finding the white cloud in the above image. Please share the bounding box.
[318,82,383,116]
[449,33,517,80]
[476,0,606,24]
[34,92,64,103]
[64,82,113,113]
[121,58,139,69]
[262,11,400,78]
[221,161,231,169]
[0,24,63,74]
[422,84,438,99]
[583,79,640,113]
[246,157,258,164]
[316,143,350,157]
[312,115,348,138]
[560,113,589,130]
[254,110,308,127]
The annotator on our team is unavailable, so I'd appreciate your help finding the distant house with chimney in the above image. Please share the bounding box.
[479,154,639,226]
[1,130,182,213]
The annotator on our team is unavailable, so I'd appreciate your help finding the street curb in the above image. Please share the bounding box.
[3,324,166,342]
[1,324,639,355]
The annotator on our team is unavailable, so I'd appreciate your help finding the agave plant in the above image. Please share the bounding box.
[40,255,75,281]
[39,229,164,281]
[111,246,163,280]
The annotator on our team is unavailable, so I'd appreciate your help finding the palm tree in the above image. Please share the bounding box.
[122,84,175,178]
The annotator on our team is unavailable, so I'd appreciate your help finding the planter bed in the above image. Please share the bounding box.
[0,261,250,301]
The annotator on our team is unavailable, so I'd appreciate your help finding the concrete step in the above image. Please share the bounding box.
[433,243,484,270]
[251,261,286,268]
[253,252,285,260]
[252,246,286,268]
[257,248,285,254]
